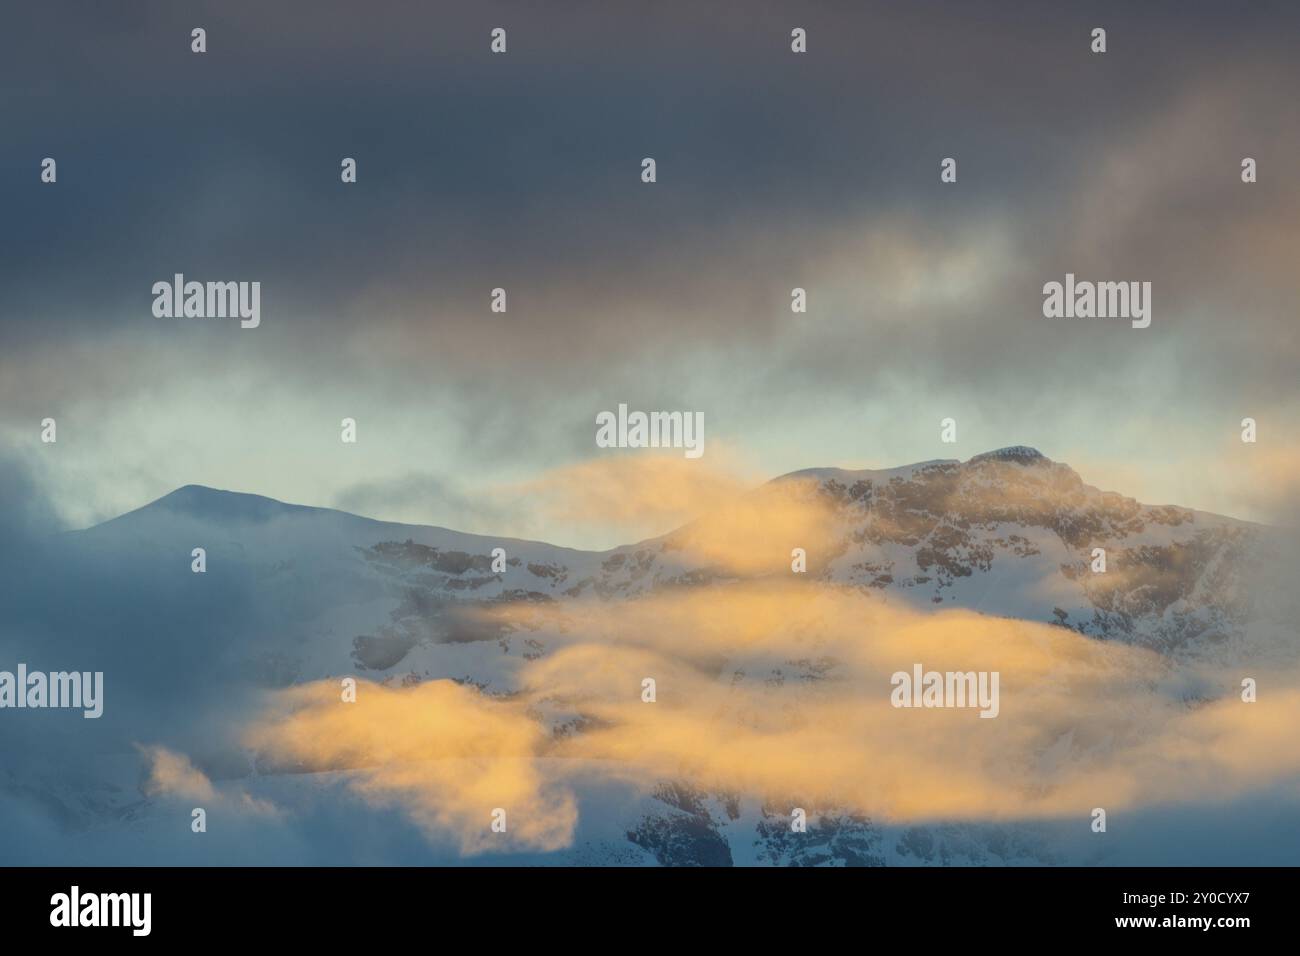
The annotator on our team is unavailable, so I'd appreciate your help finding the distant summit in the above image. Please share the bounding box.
[774,447,1055,487]
[85,484,329,532]
[149,484,324,523]
[967,446,1050,466]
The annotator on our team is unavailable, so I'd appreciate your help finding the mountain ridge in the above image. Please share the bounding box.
[15,446,1294,867]
[82,445,1267,546]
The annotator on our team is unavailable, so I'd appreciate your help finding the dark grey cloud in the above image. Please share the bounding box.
[4,0,1296,346]
[0,0,1296,512]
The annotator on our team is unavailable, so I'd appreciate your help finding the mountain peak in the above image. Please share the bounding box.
[966,446,1050,466]
[141,484,322,524]
[775,447,1056,487]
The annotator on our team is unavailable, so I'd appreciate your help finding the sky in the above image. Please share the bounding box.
[2,0,1297,548]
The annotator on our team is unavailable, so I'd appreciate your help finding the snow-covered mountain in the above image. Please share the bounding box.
[5,447,1294,866]
[79,446,1267,671]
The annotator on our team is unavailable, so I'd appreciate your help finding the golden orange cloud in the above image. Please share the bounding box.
[242,577,1300,854]
[244,679,576,854]
[504,448,763,545]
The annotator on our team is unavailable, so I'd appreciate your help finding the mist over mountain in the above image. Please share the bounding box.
[2,448,1297,865]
